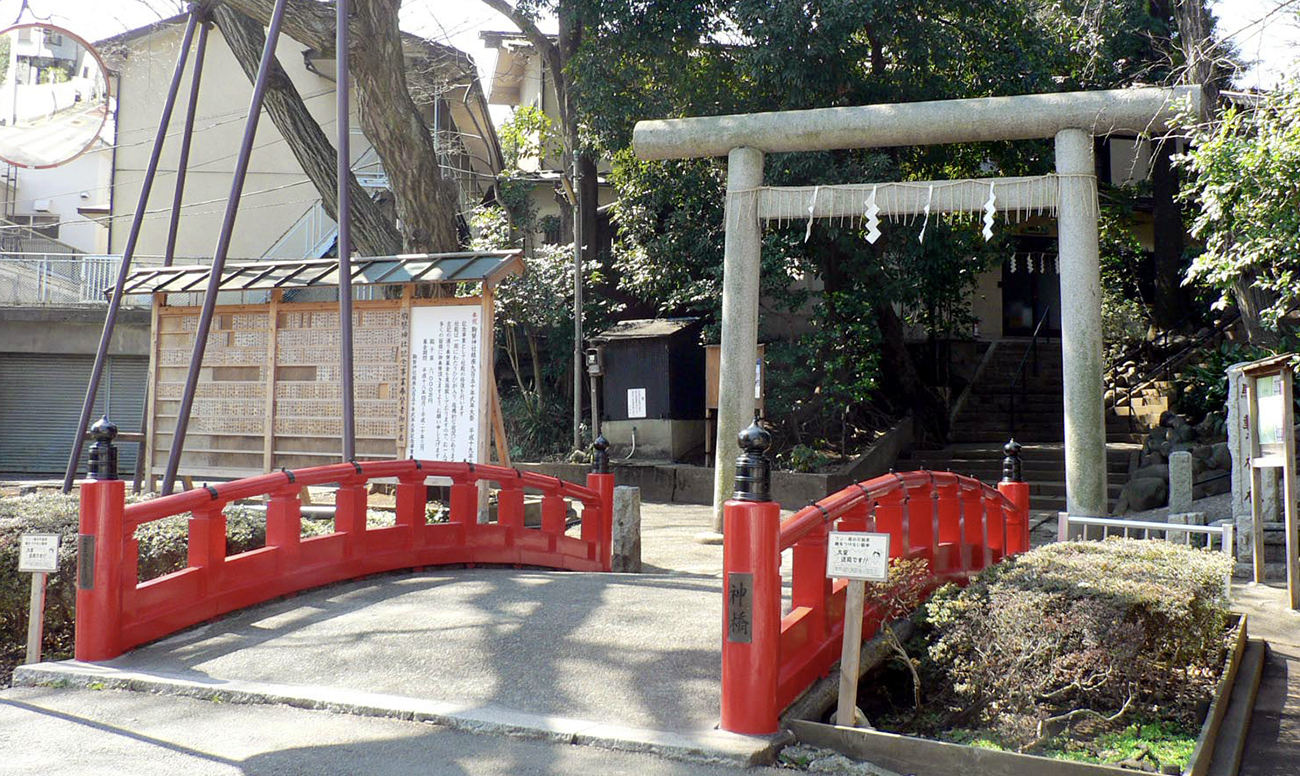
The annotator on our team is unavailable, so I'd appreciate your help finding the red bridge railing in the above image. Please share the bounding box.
[721,427,1030,735]
[75,422,615,662]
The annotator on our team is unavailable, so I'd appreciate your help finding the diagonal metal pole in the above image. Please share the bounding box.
[61,9,199,493]
[337,0,355,461]
[163,12,211,267]
[161,0,290,495]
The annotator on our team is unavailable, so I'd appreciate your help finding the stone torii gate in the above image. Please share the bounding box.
[632,86,1202,531]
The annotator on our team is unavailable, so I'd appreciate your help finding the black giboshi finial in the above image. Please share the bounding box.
[1001,438,1023,483]
[733,415,772,502]
[592,434,610,475]
[88,416,119,481]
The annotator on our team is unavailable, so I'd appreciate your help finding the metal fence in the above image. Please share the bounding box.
[0,253,165,307]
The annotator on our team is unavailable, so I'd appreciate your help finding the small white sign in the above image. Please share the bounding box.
[826,531,890,582]
[627,387,647,419]
[19,533,60,573]
[755,358,763,400]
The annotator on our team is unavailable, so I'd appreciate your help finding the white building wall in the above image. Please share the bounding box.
[9,145,112,254]
[108,23,373,261]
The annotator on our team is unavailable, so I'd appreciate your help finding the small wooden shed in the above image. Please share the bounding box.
[119,250,522,486]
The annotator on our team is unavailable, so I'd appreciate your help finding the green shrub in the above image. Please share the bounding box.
[1174,341,1298,423]
[919,539,1232,751]
[0,492,84,683]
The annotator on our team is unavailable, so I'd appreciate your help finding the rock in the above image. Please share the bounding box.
[1159,441,1172,458]
[1192,444,1214,461]
[1150,426,1170,442]
[1192,455,1209,476]
[1120,477,1168,513]
[1171,421,1196,444]
[1128,449,1142,474]
[1140,451,1167,468]
[1212,442,1232,471]
[1133,463,1169,481]
[1159,410,1179,428]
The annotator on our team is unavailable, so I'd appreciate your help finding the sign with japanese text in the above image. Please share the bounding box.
[726,572,753,643]
[627,387,647,419]
[407,304,481,462]
[19,533,60,573]
[826,531,889,582]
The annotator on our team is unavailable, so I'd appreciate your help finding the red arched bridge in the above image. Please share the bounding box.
[73,421,1028,738]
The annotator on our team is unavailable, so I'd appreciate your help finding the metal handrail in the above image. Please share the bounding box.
[1007,306,1052,436]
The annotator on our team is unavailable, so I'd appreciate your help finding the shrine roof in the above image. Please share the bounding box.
[115,250,524,296]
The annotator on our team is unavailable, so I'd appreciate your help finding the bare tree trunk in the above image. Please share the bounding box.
[1233,274,1281,349]
[350,0,459,252]
[213,5,400,256]
[221,0,459,252]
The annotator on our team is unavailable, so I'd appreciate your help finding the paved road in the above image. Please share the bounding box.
[0,101,106,166]
[0,685,789,776]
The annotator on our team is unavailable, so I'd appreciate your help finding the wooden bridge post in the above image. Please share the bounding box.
[585,434,615,570]
[76,418,127,662]
[721,418,781,735]
[998,440,1031,554]
[267,479,303,570]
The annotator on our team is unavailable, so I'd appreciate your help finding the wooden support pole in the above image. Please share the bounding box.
[25,572,47,664]
[836,579,866,727]
[1282,369,1298,609]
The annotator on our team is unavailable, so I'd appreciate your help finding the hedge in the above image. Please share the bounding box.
[918,539,1234,751]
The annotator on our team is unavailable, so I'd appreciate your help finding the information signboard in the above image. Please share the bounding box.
[407,304,482,462]
[18,533,59,573]
[826,531,890,582]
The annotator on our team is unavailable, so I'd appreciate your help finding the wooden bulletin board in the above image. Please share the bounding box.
[1243,354,1298,609]
[144,286,501,485]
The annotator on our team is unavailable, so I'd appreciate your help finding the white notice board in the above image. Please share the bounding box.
[826,532,890,582]
[408,304,482,462]
[19,533,60,573]
[627,388,647,419]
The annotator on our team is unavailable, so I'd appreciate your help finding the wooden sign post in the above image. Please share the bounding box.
[827,530,890,727]
[1243,355,1298,609]
[19,533,60,664]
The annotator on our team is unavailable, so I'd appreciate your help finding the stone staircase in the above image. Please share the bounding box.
[900,339,1149,513]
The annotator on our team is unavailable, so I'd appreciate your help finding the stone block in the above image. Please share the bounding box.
[1168,451,1194,514]
[611,486,642,573]
[1166,511,1206,545]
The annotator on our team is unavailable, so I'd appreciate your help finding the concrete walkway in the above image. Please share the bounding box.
[11,503,791,767]
[1230,582,1300,776]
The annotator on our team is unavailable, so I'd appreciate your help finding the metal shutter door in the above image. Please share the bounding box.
[0,354,147,475]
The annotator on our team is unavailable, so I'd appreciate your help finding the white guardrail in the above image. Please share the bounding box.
[1058,512,1236,592]
[0,253,162,306]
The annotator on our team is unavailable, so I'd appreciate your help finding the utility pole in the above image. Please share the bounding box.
[572,155,583,452]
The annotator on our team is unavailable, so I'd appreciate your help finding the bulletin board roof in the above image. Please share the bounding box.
[1239,353,1297,377]
[115,250,524,296]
